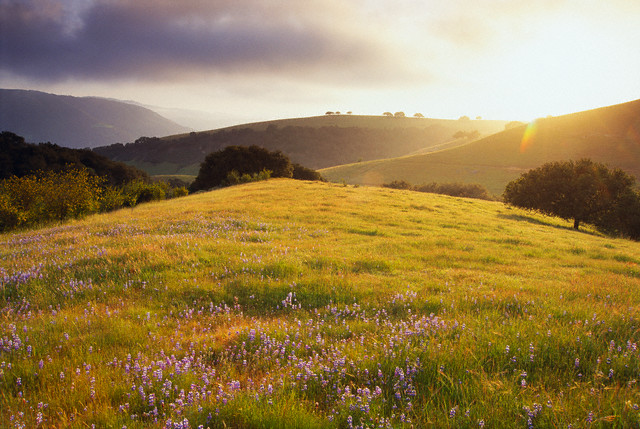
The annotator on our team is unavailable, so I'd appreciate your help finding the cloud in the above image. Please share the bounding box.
[0,0,419,86]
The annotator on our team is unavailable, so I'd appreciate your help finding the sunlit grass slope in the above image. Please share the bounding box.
[321,99,640,196]
[2,179,640,428]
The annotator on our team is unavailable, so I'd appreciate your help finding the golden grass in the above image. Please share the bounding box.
[2,179,640,428]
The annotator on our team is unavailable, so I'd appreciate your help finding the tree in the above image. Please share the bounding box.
[504,159,640,232]
[452,130,480,140]
[394,112,406,118]
[383,112,393,117]
[190,145,293,192]
[413,113,424,118]
[505,121,526,130]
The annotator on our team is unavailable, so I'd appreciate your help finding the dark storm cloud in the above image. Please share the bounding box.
[0,0,399,82]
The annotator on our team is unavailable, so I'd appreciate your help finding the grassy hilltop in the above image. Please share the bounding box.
[2,179,640,427]
[321,99,640,196]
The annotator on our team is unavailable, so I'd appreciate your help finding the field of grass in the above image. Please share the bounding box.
[2,179,640,428]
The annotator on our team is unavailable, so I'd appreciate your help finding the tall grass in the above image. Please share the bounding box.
[1,179,639,428]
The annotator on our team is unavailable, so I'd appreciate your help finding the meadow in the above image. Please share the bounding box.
[1,179,639,428]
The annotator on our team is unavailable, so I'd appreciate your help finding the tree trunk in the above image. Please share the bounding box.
[573,219,580,230]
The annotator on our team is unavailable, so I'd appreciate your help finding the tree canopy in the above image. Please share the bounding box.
[503,159,640,237]
[0,131,148,185]
[190,145,294,192]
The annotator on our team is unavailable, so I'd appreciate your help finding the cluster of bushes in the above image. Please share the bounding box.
[0,167,188,232]
[190,145,323,192]
[383,180,494,200]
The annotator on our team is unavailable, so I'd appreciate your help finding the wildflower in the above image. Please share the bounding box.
[586,411,594,424]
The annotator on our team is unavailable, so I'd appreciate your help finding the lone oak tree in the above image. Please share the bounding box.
[503,159,638,232]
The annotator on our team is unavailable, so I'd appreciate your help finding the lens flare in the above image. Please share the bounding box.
[520,120,538,153]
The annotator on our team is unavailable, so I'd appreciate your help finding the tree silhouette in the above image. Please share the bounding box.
[504,159,639,232]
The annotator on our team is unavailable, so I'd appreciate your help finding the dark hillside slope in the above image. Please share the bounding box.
[94,115,508,175]
[0,89,190,148]
[321,99,640,195]
[0,131,148,185]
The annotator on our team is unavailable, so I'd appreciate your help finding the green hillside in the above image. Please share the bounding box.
[2,179,640,427]
[94,115,508,175]
[321,99,640,196]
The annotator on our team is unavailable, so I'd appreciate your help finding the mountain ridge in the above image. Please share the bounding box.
[0,89,191,148]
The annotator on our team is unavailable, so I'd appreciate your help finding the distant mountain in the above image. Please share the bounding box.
[94,115,508,175]
[0,89,191,148]
[320,99,640,196]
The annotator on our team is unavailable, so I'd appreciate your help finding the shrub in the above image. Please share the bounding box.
[0,167,104,231]
[383,180,493,200]
[169,186,189,198]
[383,180,413,190]
[224,169,272,186]
[292,164,324,181]
[416,182,492,200]
[0,193,23,231]
[121,180,166,206]
[99,187,126,212]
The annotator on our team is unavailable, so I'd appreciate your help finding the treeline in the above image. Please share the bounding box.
[94,124,462,173]
[383,180,494,200]
[0,131,147,185]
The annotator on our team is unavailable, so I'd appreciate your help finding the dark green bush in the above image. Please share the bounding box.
[383,180,493,200]
[121,180,166,206]
[292,163,325,181]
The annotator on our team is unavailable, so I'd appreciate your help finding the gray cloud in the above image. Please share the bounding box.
[0,0,412,84]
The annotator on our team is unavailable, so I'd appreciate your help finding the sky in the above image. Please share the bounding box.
[1,0,640,129]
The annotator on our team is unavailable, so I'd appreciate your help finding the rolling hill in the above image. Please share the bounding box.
[3,179,640,427]
[93,115,508,175]
[321,99,640,196]
[0,89,191,148]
